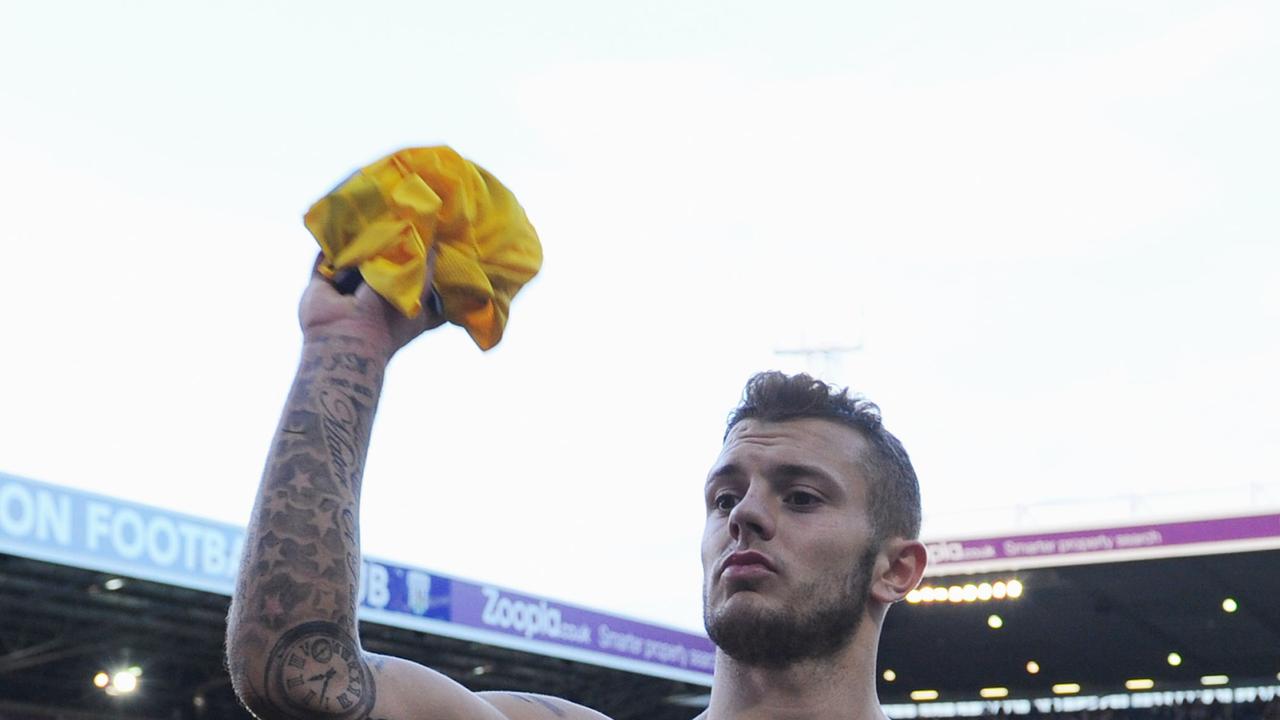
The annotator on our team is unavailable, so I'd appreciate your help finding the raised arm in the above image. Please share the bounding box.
[225,262,609,720]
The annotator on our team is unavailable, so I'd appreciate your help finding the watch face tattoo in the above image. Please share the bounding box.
[265,622,374,718]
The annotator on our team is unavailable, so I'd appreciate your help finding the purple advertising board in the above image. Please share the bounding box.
[449,581,716,676]
[926,512,1280,572]
[355,560,716,681]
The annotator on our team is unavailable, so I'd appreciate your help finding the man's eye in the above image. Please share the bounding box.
[714,494,739,511]
[786,491,820,507]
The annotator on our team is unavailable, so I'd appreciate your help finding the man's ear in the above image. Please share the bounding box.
[870,538,927,604]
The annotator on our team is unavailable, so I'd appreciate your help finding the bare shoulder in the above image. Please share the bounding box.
[480,691,615,720]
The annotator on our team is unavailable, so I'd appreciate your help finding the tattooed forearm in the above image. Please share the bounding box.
[227,341,387,717]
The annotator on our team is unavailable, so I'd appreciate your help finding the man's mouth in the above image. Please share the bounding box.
[720,550,777,580]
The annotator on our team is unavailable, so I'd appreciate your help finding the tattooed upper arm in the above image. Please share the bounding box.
[506,694,569,717]
[247,633,530,720]
[250,624,613,720]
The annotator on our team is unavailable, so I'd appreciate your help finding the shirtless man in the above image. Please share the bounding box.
[226,259,928,720]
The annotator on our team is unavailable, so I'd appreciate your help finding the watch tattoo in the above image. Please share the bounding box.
[265,622,375,718]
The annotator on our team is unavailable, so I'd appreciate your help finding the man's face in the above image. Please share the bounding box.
[701,417,880,668]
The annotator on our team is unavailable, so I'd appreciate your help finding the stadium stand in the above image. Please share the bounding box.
[977,698,1280,720]
[2,471,1278,719]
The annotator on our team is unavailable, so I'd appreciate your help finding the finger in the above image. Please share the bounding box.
[331,267,365,295]
[306,253,345,298]
[352,276,386,307]
[425,244,439,287]
[310,252,328,281]
[302,253,338,303]
[422,245,444,320]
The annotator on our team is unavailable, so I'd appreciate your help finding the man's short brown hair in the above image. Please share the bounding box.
[725,371,922,541]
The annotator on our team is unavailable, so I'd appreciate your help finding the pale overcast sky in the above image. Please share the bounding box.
[1,1,1277,632]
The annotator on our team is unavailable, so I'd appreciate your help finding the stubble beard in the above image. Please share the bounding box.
[703,546,878,670]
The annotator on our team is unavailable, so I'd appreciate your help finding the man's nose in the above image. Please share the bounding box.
[728,488,775,543]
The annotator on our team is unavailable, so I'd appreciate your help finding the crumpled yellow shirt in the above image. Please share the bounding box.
[304,147,542,351]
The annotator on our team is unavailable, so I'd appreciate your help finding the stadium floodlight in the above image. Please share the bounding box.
[100,666,143,696]
[1221,598,1238,613]
[1051,683,1081,695]
[103,578,125,591]
[883,670,897,682]
[1200,675,1229,686]
[987,614,1004,629]
[910,579,1026,606]
[111,672,138,694]
[1025,661,1040,674]
[980,687,1009,699]
[910,690,939,702]
[1167,652,1183,667]
[1125,679,1155,691]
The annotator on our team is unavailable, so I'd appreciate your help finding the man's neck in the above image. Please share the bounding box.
[702,628,884,720]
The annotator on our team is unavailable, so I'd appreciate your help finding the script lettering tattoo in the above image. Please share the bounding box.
[318,388,364,489]
[324,351,371,375]
[326,378,377,401]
